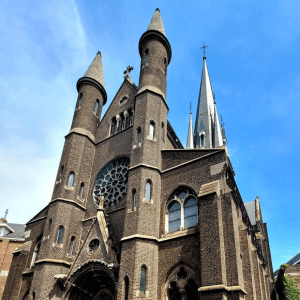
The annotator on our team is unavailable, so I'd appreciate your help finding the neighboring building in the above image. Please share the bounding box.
[274,252,300,278]
[3,9,275,300]
[0,217,25,299]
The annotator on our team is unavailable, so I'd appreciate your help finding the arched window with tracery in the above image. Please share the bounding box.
[56,226,64,244]
[166,188,197,233]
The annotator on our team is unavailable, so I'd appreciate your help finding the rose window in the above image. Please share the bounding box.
[93,158,130,207]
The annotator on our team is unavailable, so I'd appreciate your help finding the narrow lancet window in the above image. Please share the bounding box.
[79,182,84,199]
[168,202,181,232]
[145,181,151,202]
[145,49,149,65]
[68,236,75,255]
[94,99,99,115]
[31,241,41,266]
[56,226,64,244]
[49,218,52,232]
[184,198,197,228]
[132,190,136,210]
[137,128,141,146]
[68,172,74,188]
[140,266,147,293]
[149,122,155,140]
[124,276,129,300]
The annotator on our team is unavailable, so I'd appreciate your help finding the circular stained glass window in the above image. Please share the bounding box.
[92,158,130,207]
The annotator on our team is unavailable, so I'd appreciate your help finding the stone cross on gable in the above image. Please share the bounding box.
[123,66,133,78]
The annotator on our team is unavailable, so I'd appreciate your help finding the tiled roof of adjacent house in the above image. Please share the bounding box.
[1,223,25,240]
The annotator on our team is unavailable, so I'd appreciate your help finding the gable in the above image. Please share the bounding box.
[96,78,138,143]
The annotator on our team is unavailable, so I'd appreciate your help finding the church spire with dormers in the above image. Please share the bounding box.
[186,103,194,149]
[194,54,223,148]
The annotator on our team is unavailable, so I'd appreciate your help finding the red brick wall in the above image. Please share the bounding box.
[0,239,23,299]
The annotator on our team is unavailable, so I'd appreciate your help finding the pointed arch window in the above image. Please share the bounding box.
[56,226,64,244]
[149,122,155,140]
[166,189,198,233]
[68,236,76,255]
[161,122,165,141]
[68,172,75,188]
[200,134,205,147]
[168,202,181,232]
[145,181,151,202]
[140,266,147,293]
[79,182,84,199]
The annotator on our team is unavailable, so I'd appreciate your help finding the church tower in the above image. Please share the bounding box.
[24,52,107,299]
[119,8,171,299]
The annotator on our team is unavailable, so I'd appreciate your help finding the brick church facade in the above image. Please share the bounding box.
[3,9,275,300]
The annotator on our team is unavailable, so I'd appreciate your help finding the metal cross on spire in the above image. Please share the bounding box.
[4,209,8,219]
[189,101,192,114]
[123,66,134,78]
[200,43,208,58]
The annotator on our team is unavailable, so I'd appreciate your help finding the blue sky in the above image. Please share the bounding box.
[0,0,299,271]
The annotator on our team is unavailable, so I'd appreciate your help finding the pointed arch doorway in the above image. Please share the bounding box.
[66,261,116,300]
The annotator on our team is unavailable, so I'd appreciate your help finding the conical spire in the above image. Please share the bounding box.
[186,108,194,149]
[213,102,223,148]
[84,51,105,87]
[194,58,215,148]
[147,8,166,36]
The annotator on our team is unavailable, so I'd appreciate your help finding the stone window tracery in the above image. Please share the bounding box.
[166,188,197,233]
[92,158,130,207]
[164,265,199,300]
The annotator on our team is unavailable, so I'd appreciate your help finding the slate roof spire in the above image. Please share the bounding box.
[186,104,194,149]
[84,51,105,87]
[147,8,166,36]
[194,57,223,148]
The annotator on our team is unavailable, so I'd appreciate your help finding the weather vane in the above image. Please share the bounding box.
[200,43,208,58]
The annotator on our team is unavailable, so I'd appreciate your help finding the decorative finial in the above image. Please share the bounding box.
[123,66,134,79]
[4,209,8,219]
[200,43,208,58]
[220,114,223,125]
[97,51,102,56]
[156,8,160,12]
[189,101,192,114]
[213,91,216,103]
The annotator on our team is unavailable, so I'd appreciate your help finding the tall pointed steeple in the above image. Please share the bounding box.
[186,104,194,149]
[194,56,223,148]
[84,51,105,87]
[147,8,166,36]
